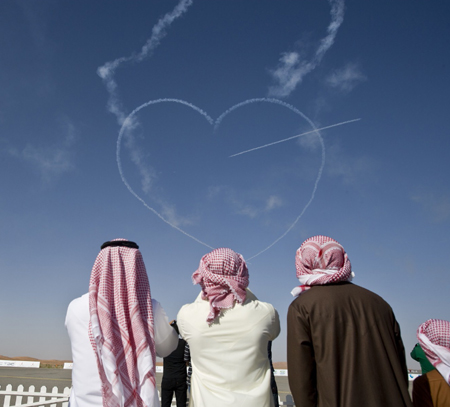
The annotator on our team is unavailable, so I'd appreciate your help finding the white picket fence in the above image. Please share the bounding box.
[0,384,295,407]
[0,385,71,407]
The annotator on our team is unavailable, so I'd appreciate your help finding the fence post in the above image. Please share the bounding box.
[38,386,47,405]
[13,384,24,407]
[4,384,13,407]
[26,385,35,406]
[62,387,71,407]
[49,386,60,407]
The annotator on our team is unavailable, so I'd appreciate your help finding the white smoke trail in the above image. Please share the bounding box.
[214,98,326,260]
[98,2,337,258]
[117,98,215,250]
[268,0,345,98]
[117,97,327,259]
[125,98,214,125]
[97,0,194,125]
[215,98,315,130]
[229,118,360,158]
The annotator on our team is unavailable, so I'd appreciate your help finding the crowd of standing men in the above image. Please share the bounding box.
[65,237,450,406]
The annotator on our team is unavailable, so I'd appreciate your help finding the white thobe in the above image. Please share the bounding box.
[177,289,280,407]
[65,293,178,407]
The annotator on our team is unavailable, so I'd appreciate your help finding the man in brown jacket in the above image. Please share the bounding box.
[413,319,450,406]
[287,235,412,407]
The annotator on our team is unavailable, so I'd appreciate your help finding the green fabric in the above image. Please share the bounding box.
[411,343,435,374]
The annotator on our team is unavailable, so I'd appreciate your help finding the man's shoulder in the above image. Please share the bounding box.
[244,289,276,309]
[65,293,89,327]
[249,298,277,316]
[67,293,89,312]
[177,296,205,317]
[290,283,390,309]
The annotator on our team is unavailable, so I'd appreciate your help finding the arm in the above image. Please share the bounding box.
[393,317,409,385]
[269,307,281,341]
[152,299,178,358]
[287,301,317,407]
[412,375,433,407]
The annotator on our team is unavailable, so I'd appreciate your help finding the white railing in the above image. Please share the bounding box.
[1,384,296,407]
[0,385,71,407]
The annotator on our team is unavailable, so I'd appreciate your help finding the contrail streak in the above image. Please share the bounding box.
[98,3,342,259]
[215,98,315,130]
[117,98,215,250]
[229,118,360,158]
[116,97,326,259]
[97,0,194,125]
[213,98,325,260]
[125,98,214,125]
[268,0,345,98]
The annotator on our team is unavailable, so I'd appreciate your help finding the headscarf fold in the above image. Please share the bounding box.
[89,239,157,407]
[417,319,450,385]
[291,235,353,297]
[192,247,249,324]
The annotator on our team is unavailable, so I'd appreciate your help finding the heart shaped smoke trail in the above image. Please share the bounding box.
[117,97,329,260]
[97,0,351,259]
[117,99,215,250]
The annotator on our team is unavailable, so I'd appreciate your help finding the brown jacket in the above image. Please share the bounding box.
[413,369,450,407]
[287,282,412,407]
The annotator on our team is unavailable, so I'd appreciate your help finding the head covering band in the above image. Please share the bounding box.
[192,247,249,325]
[89,238,156,407]
[291,235,353,297]
[417,319,450,385]
[101,240,139,250]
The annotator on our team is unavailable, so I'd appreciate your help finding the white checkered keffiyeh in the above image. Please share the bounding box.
[192,248,249,324]
[291,235,354,297]
[89,239,157,407]
[417,319,450,385]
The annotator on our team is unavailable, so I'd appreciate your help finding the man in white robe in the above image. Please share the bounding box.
[66,239,178,407]
[177,248,280,407]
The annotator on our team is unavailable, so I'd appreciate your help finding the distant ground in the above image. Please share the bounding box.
[0,355,71,368]
[1,355,287,369]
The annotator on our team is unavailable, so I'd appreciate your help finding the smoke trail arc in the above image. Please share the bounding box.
[98,0,194,126]
[117,98,215,250]
[214,98,325,260]
[117,97,326,259]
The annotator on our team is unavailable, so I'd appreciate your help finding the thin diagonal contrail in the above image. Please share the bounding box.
[213,98,326,261]
[229,118,360,158]
[116,97,326,259]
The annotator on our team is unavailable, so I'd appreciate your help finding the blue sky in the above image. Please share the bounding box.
[0,0,449,367]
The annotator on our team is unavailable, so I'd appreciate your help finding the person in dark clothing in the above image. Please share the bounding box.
[184,342,192,392]
[268,341,279,407]
[161,321,188,407]
[287,235,412,407]
[412,319,450,407]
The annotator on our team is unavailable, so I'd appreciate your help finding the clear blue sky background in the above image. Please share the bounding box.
[0,0,449,367]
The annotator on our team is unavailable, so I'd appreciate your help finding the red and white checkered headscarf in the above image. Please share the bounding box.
[417,319,450,385]
[192,248,249,325]
[89,239,157,407]
[291,235,353,297]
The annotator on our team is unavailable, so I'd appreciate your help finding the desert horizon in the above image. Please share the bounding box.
[0,355,288,370]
